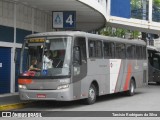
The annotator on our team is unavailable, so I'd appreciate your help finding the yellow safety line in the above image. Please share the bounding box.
[0,102,32,111]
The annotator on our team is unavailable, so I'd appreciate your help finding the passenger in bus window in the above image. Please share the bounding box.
[29,59,41,71]
[43,50,53,69]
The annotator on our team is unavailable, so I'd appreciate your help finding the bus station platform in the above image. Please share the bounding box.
[0,93,31,111]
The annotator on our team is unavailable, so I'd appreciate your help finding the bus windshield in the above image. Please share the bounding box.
[20,36,72,77]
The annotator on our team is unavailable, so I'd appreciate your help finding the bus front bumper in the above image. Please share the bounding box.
[19,85,74,101]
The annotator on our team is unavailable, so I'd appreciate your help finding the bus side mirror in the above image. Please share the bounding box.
[73,46,81,66]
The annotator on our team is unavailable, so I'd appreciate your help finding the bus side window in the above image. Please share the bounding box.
[136,46,140,59]
[74,37,87,62]
[103,42,115,59]
[96,41,103,58]
[140,46,143,59]
[115,43,126,59]
[153,57,159,69]
[88,40,96,58]
[88,39,103,58]
[136,46,143,60]
[126,45,135,59]
[143,46,147,59]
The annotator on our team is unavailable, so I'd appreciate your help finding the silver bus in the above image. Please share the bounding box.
[18,31,148,104]
[148,46,160,84]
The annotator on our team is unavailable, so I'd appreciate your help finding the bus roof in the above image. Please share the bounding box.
[25,31,146,46]
[147,46,159,52]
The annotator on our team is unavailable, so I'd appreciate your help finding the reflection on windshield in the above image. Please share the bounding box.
[21,37,72,77]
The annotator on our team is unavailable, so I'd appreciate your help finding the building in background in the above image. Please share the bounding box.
[1,0,160,94]
[0,0,107,94]
[0,0,52,94]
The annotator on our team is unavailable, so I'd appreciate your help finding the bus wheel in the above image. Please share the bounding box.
[83,84,97,105]
[126,79,135,96]
[156,82,160,85]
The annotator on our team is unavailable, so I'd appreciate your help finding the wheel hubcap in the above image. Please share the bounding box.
[131,83,134,93]
[89,87,95,100]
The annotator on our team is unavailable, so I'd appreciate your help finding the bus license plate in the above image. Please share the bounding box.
[37,94,46,98]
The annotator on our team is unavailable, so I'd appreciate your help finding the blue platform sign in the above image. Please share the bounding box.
[52,11,76,29]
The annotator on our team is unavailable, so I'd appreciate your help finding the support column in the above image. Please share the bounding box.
[45,14,47,32]
[11,1,17,93]
[106,0,111,21]
[142,0,147,42]
[31,8,35,33]
[148,0,153,23]
[142,0,147,20]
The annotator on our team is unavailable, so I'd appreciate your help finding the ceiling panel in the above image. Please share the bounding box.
[17,0,105,31]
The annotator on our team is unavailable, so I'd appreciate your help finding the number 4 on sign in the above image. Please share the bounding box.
[66,15,73,25]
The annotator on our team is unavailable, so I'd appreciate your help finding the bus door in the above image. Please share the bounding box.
[72,37,87,98]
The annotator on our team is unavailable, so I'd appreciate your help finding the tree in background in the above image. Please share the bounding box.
[154,0,160,7]
[100,0,160,40]
[153,0,160,22]
[100,26,140,39]
[131,0,160,21]
[131,0,143,19]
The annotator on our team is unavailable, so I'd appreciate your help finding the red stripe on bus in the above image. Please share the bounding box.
[123,64,132,91]
[114,60,122,93]
[18,79,33,85]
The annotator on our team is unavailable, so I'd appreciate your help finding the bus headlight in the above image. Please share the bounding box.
[57,84,69,90]
[19,85,27,89]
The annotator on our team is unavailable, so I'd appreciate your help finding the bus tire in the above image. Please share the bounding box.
[126,79,135,96]
[156,82,160,85]
[83,84,97,105]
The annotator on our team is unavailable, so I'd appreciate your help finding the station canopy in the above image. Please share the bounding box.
[18,0,106,32]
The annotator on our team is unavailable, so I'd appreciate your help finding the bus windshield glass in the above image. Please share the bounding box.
[21,36,72,77]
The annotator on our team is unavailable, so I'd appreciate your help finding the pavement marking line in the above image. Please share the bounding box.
[0,93,19,98]
[0,102,32,111]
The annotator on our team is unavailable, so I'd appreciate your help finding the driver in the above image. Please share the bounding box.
[29,59,41,71]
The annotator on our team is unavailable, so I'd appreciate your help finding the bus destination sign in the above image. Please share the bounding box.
[28,38,45,43]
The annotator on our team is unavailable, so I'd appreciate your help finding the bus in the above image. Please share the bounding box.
[18,31,148,104]
[148,46,160,84]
